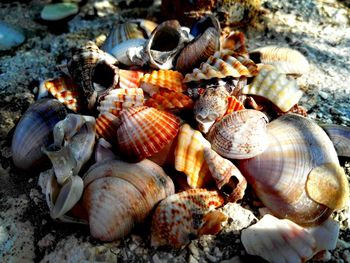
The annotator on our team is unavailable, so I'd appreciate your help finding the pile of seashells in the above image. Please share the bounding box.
[11,15,350,262]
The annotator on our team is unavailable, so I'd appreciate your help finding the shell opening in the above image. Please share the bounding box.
[151,26,180,52]
[92,61,117,91]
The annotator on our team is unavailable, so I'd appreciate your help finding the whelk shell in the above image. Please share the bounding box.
[321,124,350,157]
[145,90,193,111]
[237,114,349,226]
[151,189,226,248]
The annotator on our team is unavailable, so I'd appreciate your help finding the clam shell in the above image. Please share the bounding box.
[11,99,67,171]
[140,69,186,96]
[249,46,310,76]
[83,159,175,241]
[95,112,121,147]
[117,106,180,162]
[237,114,348,226]
[190,14,221,38]
[321,124,350,157]
[145,90,193,111]
[95,138,116,163]
[221,31,248,58]
[208,109,269,159]
[175,124,212,188]
[184,50,258,83]
[118,69,144,89]
[151,189,226,248]
[242,68,303,112]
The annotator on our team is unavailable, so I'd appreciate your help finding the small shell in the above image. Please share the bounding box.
[242,68,303,112]
[83,159,175,241]
[175,124,212,188]
[208,109,269,159]
[224,96,245,116]
[42,76,83,112]
[249,46,310,76]
[221,31,248,58]
[11,99,67,171]
[118,69,144,89]
[117,106,180,162]
[151,189,226,248]
[321,124,350,157]
[184,50,258,83]
[140,69,186,96]
[97,88,144,116]
[145,90,193,111]
[95,112,121,147]
[68,41,119,110]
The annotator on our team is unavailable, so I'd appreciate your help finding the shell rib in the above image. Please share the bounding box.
[145,90,193,111]
[95,111,121,148]
[118,69,144,89]
[238,114,348,226]
[151,189,226,248]
[321,124,350,157]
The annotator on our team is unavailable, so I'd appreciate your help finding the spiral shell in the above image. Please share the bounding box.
[321,124,350,157]
[145,90,193,111]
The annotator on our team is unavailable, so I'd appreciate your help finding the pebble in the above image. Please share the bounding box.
[40,3,79,21]
[319,90,330,100]
[0,21,25,50]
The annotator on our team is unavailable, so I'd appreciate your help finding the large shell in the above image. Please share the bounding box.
[42,76,83,113]
[249,46,310,76]
[208,109,269,159]
[189,14,221,38]
[175,124,212,188]
[184,50,258,83]
[117,106,180,162]
[242,68,303,112]
[140,69,186,96]
[151,189,226,248]
[83,159,175,241]
[321,124,350,157]
[241,214,339,263]
[68,41,119,110]
[11,99,67,171]
[145,90,193,111]
[237,114,349,226]
[118,69,144,89]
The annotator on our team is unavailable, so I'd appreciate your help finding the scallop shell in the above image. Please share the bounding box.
[68,41,119,110]
[83,159,174,241]
[140,69,186,96]
[175,124,212,188]
[208,109,269,159]
[95,112,121,147]
[249,46,310,76]
[321,124,350,157]
[42,76,83,112]
[118,69,144,89]
[151,189,226,248]
[117,106,180,162]
[224,96,245,116]
[97,88,144,116]
[145,90,193,111]
[242,68,303,112]
[11,99,67,171]
[184,50,258,83]
[237,114,349,226]
[221,31,248,58]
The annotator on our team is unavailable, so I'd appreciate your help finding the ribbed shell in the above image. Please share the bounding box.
[43,76,83,112]
[175,124,212,188]
[11,99,67,170]
[237,114,347,226]
[208,109,269,159]
[117,106,180,162]
[118,69,144,89]
[83,159,174,241]
[321,124,350,157]
[145,90,193,111]
[95,112,121,147]
[151,189,225,248]
[225,96,245,116]
[184,50,258,83]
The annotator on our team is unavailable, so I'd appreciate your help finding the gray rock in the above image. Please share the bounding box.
[0,21,25,50]
[220,203,257,233]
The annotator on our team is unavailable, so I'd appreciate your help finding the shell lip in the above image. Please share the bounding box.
[190,15,221,37]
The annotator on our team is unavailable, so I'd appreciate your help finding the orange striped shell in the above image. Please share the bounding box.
[95,112,121,147]
[117,106,180,162]
[140,70,186,96]
[151,189,226,248]
[224,96,245,116]
[43,76,83,112]
[145,90,193,111]
[118,69,144,89]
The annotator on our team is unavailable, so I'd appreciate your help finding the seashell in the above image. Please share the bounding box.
[184,50,258,83]
[82,159,175,241]
[11,99,67,171]
[117,106,180,162]
[242,68,303,112]
[95,138,116,163]
[221,31,248,58]
[224,96,245,116]
[118,69,144,89]
[241,214,339,263]
[95,111,121,148]
[193,86,230,133]
[97,88,144,116]
[249,46,310,77]
[151,189,226,248]
[176,27,220,73]
[145,90,193,111]
[42,76,83,113]
[108,38,147,66]
[140,69,186,96]
[68,41,119,110]
[321,124,350,157]
[175,124,212,188]
[208,109,269,159]
[190,15,221,38]
[145,20,190,69]
[203,147,247,203]
[237,114,349,226]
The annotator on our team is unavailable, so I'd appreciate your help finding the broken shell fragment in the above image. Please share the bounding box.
[221,31,248,57]
[321,124,350,157]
